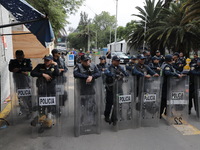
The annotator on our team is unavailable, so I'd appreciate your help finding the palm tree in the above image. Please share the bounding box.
[147,1,200,56]
[128,0,163,52]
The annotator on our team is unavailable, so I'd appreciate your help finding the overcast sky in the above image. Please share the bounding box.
[66,0,148,31]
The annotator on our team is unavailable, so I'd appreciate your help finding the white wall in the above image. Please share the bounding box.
[0,5,13,111]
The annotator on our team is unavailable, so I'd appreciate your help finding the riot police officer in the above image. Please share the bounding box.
[30,54,59,132]
[143,51,152,65]
[172,52,185,72]
[189,58,200,114]
[190,53,199,66]
[132,54,159,78]
[148,56,161,75]
[125,55,137,72]
[9,50,32,117]
[179,52,186,65]
[52,49,68,76]
[155,50,165,65]
[160,54,183,118]
[73,54,101,94]
[104,56,129,125]
[52,49,68,106]
[97,56,110,73]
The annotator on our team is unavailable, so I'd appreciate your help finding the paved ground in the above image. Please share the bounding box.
[1,66,200,150]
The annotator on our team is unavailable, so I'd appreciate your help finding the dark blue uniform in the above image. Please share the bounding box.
[190,57,199,66]
[97,62,110,73]
[31,63,60,115]
[173,59,185,72]
[53,57,68,76]
[148,62,161,75]
[104,64,128,124]
[9,58,32,73]
[132,63,156,77]
[125,62,136,72]
[9,58,32,115]
[74,63,100,95]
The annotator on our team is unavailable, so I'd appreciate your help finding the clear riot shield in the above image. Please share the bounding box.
[100,71,107,115]
[138,76,162,127]
[31,77,61,137]
[113,75,138,131]
[194,76,200,120]
[166,76,189,125]
[10,72,32,124]
[56,72,69,117]
[74,78,101,137]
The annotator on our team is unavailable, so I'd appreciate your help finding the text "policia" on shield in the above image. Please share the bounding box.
[17,89,31,97]
[39,97,56,106]
[119,95,131,103]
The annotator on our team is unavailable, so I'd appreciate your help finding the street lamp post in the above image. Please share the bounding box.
[114,0,118,51]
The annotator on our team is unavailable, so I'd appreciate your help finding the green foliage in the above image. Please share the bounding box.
[26,0,84,36]
[128,0,200,56]
[67,11,116,50]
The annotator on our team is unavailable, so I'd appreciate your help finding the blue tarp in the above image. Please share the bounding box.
[0,0,54,47]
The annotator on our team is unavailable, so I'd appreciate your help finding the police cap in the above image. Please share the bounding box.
[152,56,159,60]
[156,50,160,53]
[43,54,53,60]
[112,55,120,61]
[99,56,106,60]
[137,54,146,59]
[81,55,90,61]
[165,54,173,62]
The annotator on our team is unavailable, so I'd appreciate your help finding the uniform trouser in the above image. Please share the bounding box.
[104,87,117,122]
[80,95,96,125]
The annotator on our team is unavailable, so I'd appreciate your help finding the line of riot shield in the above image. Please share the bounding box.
[10,72,32,124]
[56,72,69,117]
[113,75,138,131]
[74,78,101,137]
[100,71,106,115]
[31,77,61,137]
[138,76,162,127]
[194,76,200,120]
[166,76,189,125]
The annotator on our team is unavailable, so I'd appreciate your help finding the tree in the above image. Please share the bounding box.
[93,11,116,48]
[26,0,84,36]
[147,1,200,56]
[128,0,163,52]
[67,12,95,51]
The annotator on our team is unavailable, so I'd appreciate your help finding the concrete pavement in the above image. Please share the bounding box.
[1,67,200,150]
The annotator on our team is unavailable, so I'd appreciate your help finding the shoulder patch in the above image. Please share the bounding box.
[132,66,135,69]
[165,67,170,70]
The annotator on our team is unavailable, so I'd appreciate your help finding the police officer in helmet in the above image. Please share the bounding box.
[160,54,184,118]
[30,54,60,133]
[9,50,33,117]
[73,54,100,95]
[104,55,129,126]
[125,55,137,72]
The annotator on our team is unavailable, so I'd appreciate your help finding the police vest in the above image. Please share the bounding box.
[77,63,95,75]
[135,64,148,75]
